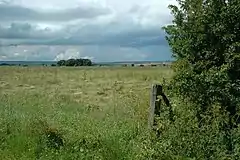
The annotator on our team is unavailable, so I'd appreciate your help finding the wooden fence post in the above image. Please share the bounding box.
[148,84,163,130]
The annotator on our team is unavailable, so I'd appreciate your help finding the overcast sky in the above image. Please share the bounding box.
[0,0,177,62]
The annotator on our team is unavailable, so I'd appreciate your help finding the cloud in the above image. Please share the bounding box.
[0,3,111,22]
[0,23,63,39]
[0,44,172,62]
[0,0,175,62]
[0,15,168,48]
[54,49,81,61]
[15,27,167,48]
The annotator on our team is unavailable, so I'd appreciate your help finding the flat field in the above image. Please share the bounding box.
[0,66,173,159]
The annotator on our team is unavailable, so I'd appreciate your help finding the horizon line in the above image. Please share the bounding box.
[0,60,174,63]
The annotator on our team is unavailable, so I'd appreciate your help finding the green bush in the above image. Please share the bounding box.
[158,0,240,158]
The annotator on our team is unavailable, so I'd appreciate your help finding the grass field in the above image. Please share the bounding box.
[0,66,173,159]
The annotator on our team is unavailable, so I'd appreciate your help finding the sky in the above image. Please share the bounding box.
[0,0,177,62]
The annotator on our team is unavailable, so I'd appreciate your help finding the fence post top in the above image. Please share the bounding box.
[151,84,163,95]
[152,83,162,87]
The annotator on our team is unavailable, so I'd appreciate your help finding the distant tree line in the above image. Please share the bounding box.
[0,63,28,67]
[57,58,93,66]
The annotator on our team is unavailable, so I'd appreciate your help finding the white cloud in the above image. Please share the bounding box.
[54,49,81,61]
[13,52,19,56]
[0,55,7,60]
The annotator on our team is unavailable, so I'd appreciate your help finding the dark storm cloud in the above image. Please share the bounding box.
[5,24,167,48]
[0,4,111,22]
[0,23,63,39]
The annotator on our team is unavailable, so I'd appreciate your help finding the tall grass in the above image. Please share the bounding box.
[1,66,239,159]
[0,66,171,159]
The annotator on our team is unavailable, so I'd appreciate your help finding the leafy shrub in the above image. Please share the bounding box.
[159,0,240,157]
[163,0,240,125]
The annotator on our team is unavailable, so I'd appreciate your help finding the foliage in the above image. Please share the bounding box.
[163,0,240,123]
[57,58,93,66]
[162,0,240,156]
[139,98,240,160]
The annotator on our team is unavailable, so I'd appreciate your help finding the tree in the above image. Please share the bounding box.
[56,58,93,67]
[57,60,66,66]
[163,0,240,150]
[65,59,76,66]
[82,59,92,66]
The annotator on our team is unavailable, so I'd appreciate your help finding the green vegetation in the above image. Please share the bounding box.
[0,0,239,159]
[161,0,240,158]
[0,66,174,159]
[57,58,93,67]
[0,65,239,160]
[163,0,240,122]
